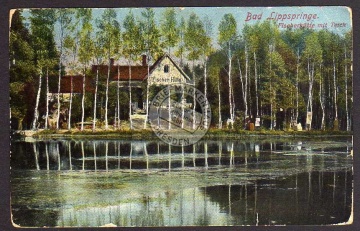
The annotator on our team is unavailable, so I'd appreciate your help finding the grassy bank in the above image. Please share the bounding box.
[17,128,353,140]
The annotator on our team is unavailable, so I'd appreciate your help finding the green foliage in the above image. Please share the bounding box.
[184,13,205,62]
[160,8,178,54]
[218,14,237,46]
[122,10,142,61]
[77,9,95,67]
[140,8,162,61]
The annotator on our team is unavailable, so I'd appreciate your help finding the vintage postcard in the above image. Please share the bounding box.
[9,6,353,227]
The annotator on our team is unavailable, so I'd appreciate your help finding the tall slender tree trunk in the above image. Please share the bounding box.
[168,85,171,130]
[129,63,133,130]
[333,53,338,121]
[296,49,300,123]
[218,78,222,129]
[192,60,196,130]
[238,57,247,127]
[45,68,49,129]
[116,65,121,129]
[254,52,259,117]
[68,76,73,130]
[306,59,314,130]
[345,46,350,131]
[228,45,233,128]
[92,67,99,132]
[204,57,208,128]
[56,58,61,130]
[269,47,273,130]
[144,59,150,129]
[181,84,184,129]
[32,72,42,130]
[81,69,86,131]
[319,64,325,130]
[231,77,235,122]
[244,48,248,119]
[105,57,111,130]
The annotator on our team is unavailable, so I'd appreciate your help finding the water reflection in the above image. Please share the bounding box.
[11,138,353,227]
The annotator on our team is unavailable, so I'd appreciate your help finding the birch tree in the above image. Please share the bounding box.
[318,63,326,130]
[55,9,74,130]
[140,8,161,129]
[160,8,178,130]
[77,9,94,131]
[97,9,120,130]
[92,30,105,131]
[123,10,143,130]
[200,16,213,129]
[185,13,205,130]
[303,32,322,130]
[218,14,237,128]
[175,17,186,67]
[29,9,57,130]
[63,27,80,130]
[160,8,178,55]
[344,31,352,131]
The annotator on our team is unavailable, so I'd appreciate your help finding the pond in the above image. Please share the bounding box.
[10,137,353,227]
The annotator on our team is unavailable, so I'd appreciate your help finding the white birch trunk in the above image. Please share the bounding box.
[333,53,338,120]
[192,61,196,130]
[244,50,248,118]
[181,84,184,129]
[296,49,300,123]
[228,44,233,128]
[68,76,73,130]
[129,64,133,130]
[269,47,273,130]
[345,46,350,131]
[218,78,222,129]
[306,59,314,130]
[238,57,248,127]
[81,71,86,131]
[254,52,259,117]
[168,85,171,130]
[204,58,208,128]
[144,61,150,129]
[319,64,325,130]
[45,68,49,129]
[56,56,62,130]
[32,72,42,130]
[105,58,110,130]
[231,76,235,122]
[92,67,99,131]
[116,65,121,129]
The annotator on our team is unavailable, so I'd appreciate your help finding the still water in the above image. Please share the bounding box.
[11,137,352,227]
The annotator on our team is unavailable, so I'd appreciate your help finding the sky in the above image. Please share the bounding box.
[107,6,352,35]
[20,6,352,66]
[22,6,352,38]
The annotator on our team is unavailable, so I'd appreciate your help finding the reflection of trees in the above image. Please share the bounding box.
[33,143,40,170]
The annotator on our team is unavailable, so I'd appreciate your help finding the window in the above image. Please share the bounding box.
[164,65,169,73]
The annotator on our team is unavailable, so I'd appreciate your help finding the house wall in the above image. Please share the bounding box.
[148,56,187,86]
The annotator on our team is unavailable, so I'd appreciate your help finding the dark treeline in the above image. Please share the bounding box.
[10,8,352,131]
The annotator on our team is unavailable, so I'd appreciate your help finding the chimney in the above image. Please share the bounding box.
[110,58,114,66]
[142,54,147,66]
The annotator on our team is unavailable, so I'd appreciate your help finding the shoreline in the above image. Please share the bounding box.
[12,129,353,140]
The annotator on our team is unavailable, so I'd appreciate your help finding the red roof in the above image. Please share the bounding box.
[92,65,149,81]
[90,54,191,83]
[56,75,94,93]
